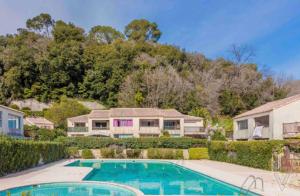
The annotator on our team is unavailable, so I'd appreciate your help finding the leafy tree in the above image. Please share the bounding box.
[88,25,124,44]
[211,131,227,141]
[125,19,161,42]
[52,20,85,43]
[44,96,90,128]
[26,13,54,36]
[189,107,212,128]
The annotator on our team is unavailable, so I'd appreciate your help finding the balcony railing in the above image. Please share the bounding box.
[163,126,180,130]
[8,128,22,136]
[184,127,205,134]
[92,127,109,130]
[68,127,88,132]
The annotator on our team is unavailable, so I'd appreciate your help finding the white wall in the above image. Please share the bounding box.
[272,100,300,139]
[0,106,24,136]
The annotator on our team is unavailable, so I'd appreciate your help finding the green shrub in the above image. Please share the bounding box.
[100,148,115,158]
[67,147,80,158]
[147,148,183,159]
[81,149,94,159]
[115,148,125,158]
[56,137,207,149]
[208,140,284,170]
[0,139,66,176]
[211,131,227,141]
[188,148,209,159]
[126,149,142,158]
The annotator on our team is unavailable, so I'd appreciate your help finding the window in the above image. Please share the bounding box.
[255,115,269,127]
[75,122,86,127]
[113,119,133,127]
[163,120,180,130]
[0,111,2,128]
[8,114,21,130]
[95,122,107,128]
[237,120,248,130]
[140,119,159,127]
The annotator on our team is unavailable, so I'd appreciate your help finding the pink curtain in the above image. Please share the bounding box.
[113,119,133,127]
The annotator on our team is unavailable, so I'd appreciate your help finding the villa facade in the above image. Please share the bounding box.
[67,108,205,138]
[0,105,24,137]
[233,94,300,140]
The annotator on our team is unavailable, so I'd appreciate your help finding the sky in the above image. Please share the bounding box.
[1,0,300,79]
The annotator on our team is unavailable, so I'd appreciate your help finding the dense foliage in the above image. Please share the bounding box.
[0,137,66,176]
[81,149,94,159]
[147,148,183,159]
[188,148,209,159]
[208,140,284,170]
[55,137,208,149]
[0,13,289,116]
[24,125,66,140]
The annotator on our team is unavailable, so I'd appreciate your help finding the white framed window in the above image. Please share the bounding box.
[237,120,248,130]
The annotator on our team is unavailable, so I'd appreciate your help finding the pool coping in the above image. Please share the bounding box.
[0,181,144,196]
[1,159,299,195]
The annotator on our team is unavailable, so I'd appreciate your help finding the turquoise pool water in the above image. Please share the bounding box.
[67,160,258,195]
[0,182,136,196]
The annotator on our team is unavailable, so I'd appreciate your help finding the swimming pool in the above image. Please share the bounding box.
[67,160,259,195]
[0,182,138,196]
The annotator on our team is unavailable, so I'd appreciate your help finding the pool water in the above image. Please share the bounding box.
[0,182,136,196]
[68,160,258,195]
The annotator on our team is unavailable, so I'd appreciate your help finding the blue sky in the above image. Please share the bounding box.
[1,0,300,79]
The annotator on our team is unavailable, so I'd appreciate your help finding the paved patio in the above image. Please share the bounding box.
[0,159,299,195]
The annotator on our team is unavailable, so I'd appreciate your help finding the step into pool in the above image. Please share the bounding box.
[67,160,259,195]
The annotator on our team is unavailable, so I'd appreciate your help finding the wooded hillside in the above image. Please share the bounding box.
[0,13,290,117]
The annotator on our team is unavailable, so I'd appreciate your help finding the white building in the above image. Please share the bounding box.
[67,108,205,138]
[233,94,300,140]
[0,105,24,137]
[24,117,54,130]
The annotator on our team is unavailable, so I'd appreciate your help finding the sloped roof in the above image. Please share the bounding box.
[183,115,203,121]
[68,108,201,121]
[0,105,24,114]
[234,94,300,119]
[68,114,89,122]
[25,117,53,125]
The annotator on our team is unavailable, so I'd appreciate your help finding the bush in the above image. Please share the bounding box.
[147,148,183,159]
[208,140,284,170]
[56,137,208,149]
[81,149,94,159]
[0,138,66,176]
[115,148,125,158]
[211,131,227,141]
[188,148,209,159]
[126,149,142,158]
[67,147,80,158]
[25,125,66,141]
[100,148,115,158]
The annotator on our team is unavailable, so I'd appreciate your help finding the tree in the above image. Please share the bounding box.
[228,44,255,66]
[125,19,161,42]
[189,107,211,128]
[52,20,85,43]
[26,13,54,36]
[44,96,90,128]
[88,25,124,44]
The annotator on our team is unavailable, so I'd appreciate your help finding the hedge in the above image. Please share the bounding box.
[0,138,66,176]
[188,148,209,159]
[208,140,284,170]
[147,148,183,159]
[81,149,94,159]
[55,137,207,149]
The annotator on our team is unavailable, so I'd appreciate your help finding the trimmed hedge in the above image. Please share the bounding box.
[208,140,284,170]
[55,137,207,149]
[189,148,209,159]
[147,148,183,159]
[81,149,94,159]
[0,138,66,176]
